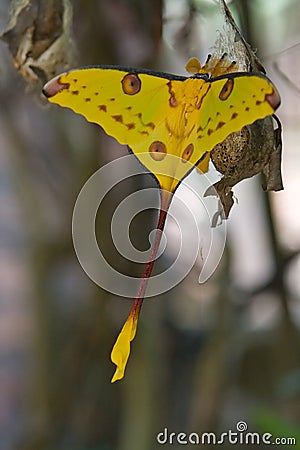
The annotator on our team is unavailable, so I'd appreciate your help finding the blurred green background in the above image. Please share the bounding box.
[0,0,300,449]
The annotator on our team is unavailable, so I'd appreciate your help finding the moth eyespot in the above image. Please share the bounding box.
[122,73,141,95]
[149,141,167,161]
[182,144,194,162]
[219,78,234,100]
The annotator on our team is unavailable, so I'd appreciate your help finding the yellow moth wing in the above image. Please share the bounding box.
[44,67,280,193]
[45,68,173,146]
[195,74,279,150]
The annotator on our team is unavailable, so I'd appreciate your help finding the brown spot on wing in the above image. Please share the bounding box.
[42,75,69,98]
[134,111,155,132]
[196,84,211,109]
[112,115,123,123]
[98,105,107,112]
[146,122,155,130]
[216,121,225,130]
[265,88,280,110]
[219,78,234,101]
[182,144,194,162]
[111,117,135,130]
[122,73,141,95]
[167,81,177,107]
[149,141,167,161]
[197,117,211,135]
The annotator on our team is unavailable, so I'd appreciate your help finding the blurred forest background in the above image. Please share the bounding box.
[0,0,300,449]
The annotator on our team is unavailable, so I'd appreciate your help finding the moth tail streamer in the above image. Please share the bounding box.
[110,190,172,382]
